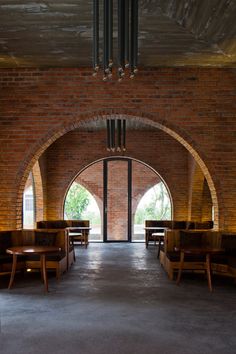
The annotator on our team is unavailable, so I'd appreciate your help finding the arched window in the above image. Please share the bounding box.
[64,182,102,241]
[133,182,171,241]
[23,172,35,229]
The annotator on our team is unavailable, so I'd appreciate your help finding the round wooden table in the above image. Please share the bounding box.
[175,247,224,292]
[6,246,61,292]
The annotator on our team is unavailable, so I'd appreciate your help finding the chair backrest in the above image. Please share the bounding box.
[37,220,90,229]
[164,230,221,252]
[193,221,214,230]
[179,230,205,248]
[37,220,69,229]
[0,231,12,254]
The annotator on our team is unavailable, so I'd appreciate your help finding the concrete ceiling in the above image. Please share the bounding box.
[0,0,236,68]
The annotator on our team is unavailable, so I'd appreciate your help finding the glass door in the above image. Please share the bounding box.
[103,159,131,241]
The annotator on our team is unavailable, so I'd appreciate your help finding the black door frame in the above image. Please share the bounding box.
[103,157,132,242]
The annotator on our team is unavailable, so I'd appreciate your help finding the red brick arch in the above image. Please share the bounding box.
[32,161,44,224]
[15,109,221,229]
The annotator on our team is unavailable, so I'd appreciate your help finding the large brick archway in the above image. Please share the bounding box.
[15,110,220,230]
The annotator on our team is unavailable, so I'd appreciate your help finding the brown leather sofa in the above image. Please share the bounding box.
[36,220,90,266]
[159,229,236,281]
[145,220,213,247]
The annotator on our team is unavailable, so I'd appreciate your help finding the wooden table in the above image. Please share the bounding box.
[68,227,91,249]
[6,246,61,292]
[175,247,224,292]
[151,233,165,258]
[144,227,167,249]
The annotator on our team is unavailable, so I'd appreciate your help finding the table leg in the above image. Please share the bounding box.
[145,232,148,248]
[72,238,76,262]
[82,230,88,248]
[85,232,88,248]
[206,253,213,292]
[8,253,17,289]
[157,237,161,258]
[41,254,48,292]
[176,251,185,285]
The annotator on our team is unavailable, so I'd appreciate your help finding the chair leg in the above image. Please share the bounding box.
[176,251,184,285]
[56,267,61,281]
[157,238,161,258]
[206,253,213,292]
[8,254,17,289]
[145,235,149,248]
[167,267,174,281]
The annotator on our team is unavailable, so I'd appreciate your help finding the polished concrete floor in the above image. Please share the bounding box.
[0,243,236,354]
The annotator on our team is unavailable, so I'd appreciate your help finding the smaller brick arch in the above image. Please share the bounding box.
[32,161,44,224]
[15,109,220,229]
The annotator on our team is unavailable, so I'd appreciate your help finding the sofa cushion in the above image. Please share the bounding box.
[166,251,206,262]
[0,254,26,264]
[221,234,236,255]
[71,220,89,227]
[37,220,69,229]
[0,232,12,255]
[25,251,66,262]
[0,254,14,264]
[179,231,204,248]
[227,256,236,268]
[172,221,187,229]
[186,222,195,230]
[211,253,228,265]
[35,232,57,246]
[194,221,213,230]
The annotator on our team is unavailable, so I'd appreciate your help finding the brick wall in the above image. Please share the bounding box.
[0,67,236,230]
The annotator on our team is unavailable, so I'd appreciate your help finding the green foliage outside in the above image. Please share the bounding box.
[135,182,171,224]
[64,183,90,219]
[82,209,100,224]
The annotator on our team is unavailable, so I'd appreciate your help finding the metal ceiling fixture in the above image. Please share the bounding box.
[106,119,126,152]
[93,0,139,81]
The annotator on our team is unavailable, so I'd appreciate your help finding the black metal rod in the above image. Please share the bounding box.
[122,119,126,151]
[128,159,132,242]
[103,160,108,242]
[117,119,121,149]
[133,0,138,68]
[118,0,125,69]
[130,0,138,72]
[124,0,129,66]
[106,119,111,151]
[111,119,115,150]
[108,0,113,66]
[103,0,109,72]
[93,0,99,69]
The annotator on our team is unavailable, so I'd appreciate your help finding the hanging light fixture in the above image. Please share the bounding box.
[106,119,126,152]
[93,0,139,81]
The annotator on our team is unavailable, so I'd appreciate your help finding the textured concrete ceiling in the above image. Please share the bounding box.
[0,0,236,68]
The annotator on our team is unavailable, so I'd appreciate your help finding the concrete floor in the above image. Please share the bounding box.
[0,243,236,354]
